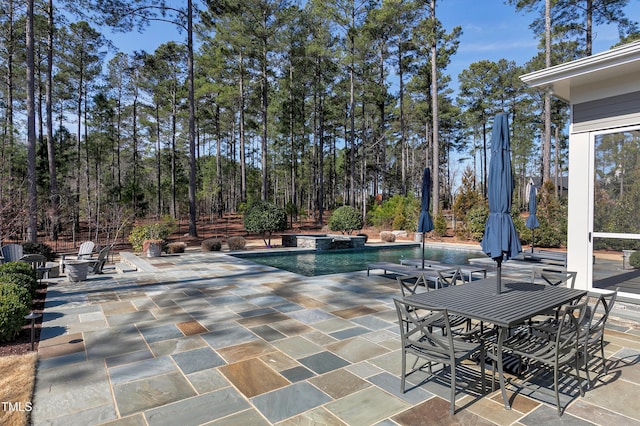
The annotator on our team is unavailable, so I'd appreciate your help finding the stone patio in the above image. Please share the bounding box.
[31,250,640,425]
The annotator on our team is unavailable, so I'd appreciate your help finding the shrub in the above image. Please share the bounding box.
[243,202,287,246]
[167,242,187,254]
[380,231,396,242]
[0,272,38,297]
[328,206,363,235]
[629,251,640,269]
[128,221,174,252]
[0,283,31,342]
[0,261,36,280]
[22,242,57,262]
[434,213,448,237]
[368,195,419,231]
[227,236,246,251]
[201,239,222,252]
[465,202,489,242]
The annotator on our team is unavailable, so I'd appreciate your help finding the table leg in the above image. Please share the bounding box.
[497,326,510,410]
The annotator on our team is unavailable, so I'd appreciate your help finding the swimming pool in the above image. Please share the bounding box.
[232,245,484,277]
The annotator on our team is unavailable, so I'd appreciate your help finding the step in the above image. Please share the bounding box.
[115,262,136,273]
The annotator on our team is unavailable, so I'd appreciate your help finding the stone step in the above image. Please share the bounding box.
[115,262,136,273]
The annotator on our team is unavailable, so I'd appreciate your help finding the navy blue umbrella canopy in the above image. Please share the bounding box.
[418,168,434,268]
[481,113,522,293]
[526,185,540,252]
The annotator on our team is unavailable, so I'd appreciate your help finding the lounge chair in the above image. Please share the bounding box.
[1,243,24,263]
[60,241,95,271]
[86,245,111,274]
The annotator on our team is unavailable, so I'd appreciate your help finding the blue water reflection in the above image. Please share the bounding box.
[233,246,482,277]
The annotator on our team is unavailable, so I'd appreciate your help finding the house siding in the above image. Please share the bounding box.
[573,91,640,133]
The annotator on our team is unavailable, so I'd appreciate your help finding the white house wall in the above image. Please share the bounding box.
[566,131,591,291]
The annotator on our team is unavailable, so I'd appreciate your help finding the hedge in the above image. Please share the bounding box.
[0,283,31,342]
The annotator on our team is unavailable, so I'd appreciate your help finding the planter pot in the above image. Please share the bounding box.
[65,260,89,282]
[143,240,163,258]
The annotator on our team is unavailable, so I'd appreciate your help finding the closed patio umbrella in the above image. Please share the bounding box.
[525,184,539,253]
[481,113,522,294]
[418,168,434,269]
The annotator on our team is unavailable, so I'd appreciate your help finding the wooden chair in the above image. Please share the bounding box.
[87,245,111,274]
[1,244,24,263]
[394,298,485,415]
[61,241,95,272]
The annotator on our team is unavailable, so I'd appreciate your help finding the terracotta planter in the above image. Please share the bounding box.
[143,240,163,257]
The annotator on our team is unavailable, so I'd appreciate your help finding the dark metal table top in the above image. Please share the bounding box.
[403,279,587,328]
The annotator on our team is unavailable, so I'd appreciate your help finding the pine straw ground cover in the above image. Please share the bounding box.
[0,353,37,426]
[0,283,46,426]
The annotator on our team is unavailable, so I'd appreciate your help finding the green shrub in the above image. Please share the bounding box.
[380,231,396,242]
[629,251,640,269]
[434,213,448,237]
[22,242,57,262]
[201,239,222,252]
[0,261,36,280]
[0,283,31,342]
[243,202,287,246]
[128,221,174,251]
[167,242,187,254]
[328,206,363,235]
[368,195,419,231]
[227,236,246,251]
[465,202,489,242]
[0,272,38,297]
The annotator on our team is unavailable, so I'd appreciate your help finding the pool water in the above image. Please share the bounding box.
[233,245,484,277]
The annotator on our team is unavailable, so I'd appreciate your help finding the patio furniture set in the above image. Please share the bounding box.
[0,241,111,282]
[388,265,618,417]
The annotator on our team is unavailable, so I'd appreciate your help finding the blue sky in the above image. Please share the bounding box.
[104,0,638,87]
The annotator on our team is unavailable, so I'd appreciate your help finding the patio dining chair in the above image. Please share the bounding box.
[396,274,471,336]
[500,301,588,416]
[531,268,577,288]
[529,269,579,324]
[580,288,618,388]
[393,298,485,415]
[437,268,463,287]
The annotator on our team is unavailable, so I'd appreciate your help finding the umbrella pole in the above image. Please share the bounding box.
[422,233,425,270]
[531,229,535,253]
[496,257,502,295]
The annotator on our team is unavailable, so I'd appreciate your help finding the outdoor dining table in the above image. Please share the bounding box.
[402,278,587,410]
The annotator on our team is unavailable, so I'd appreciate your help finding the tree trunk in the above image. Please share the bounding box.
[239,51,247,204]
[187,0,198,237]
[260,11,269,202]
[156,104,161,218]
[26,0,37,243]
[46,0,59,240]
[430,0,440,216]
[543,0,552,184]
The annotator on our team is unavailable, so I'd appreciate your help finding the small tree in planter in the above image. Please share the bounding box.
[244,202,287,247]
[328,206,363,235]
[128,221,173,257]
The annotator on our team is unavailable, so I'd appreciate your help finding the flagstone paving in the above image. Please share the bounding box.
[31,249,640,425]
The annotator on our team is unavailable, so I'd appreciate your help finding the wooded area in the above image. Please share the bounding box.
[1,0,638,246]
